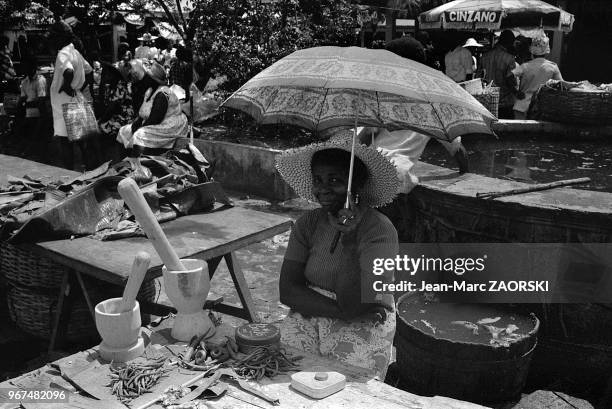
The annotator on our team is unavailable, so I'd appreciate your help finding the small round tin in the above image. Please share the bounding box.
[235,323,281,353]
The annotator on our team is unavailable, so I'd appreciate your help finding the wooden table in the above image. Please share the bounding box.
[0,319,489,409]
[37,205,292,352]
[0,155,293,351]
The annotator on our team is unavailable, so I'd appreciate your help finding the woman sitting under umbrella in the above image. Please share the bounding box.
[276,134,400,379]
[117,60,188,165]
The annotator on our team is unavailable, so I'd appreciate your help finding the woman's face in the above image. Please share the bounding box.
[312,163,348,214]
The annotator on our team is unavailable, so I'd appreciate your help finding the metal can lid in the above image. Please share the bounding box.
[235,323,281,346]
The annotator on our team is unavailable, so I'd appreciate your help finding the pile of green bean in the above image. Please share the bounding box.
[232,345,302,381]
[109,357,170,402]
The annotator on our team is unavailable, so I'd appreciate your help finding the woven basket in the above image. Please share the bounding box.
[458,78,484,95]
[0,242,67,289]
[473,87,500,118]
[6,276,159,340]
[535,84,612,125]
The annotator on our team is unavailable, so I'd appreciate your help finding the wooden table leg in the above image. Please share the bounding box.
[206,256,223,279]
[48,271,77,354]
[223,252,258,323]
[75,271,95,320]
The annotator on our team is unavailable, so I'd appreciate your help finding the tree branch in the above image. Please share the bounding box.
[154,0,185,42]
[174,0,189,38]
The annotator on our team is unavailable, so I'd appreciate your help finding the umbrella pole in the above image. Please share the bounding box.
[345,119,357,209]
[345,97,359,209]
[331,99,358,254]
[190,92,194,144]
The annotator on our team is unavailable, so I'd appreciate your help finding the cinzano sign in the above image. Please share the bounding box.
[444,10,501,24]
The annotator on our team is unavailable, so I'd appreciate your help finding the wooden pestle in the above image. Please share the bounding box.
[118,251,151,313]
[118,178,185,272]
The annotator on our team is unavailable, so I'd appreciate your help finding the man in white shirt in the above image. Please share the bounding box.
[356,127,468,194]
[445,38,474,82]
[135,33,159,61]
[512,33,562,119]
[49,21,95,170]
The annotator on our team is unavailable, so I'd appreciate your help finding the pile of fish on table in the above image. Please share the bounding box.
[0,146,232,243]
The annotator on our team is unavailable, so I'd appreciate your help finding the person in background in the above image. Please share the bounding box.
[444,36,474,82]
[135,33,158,61]
[129,59,148,113]
[514,35,532,65]
[377,37,470,190]
[384,35,426,64]
[48,21,97,171]
[512,33,562,119]
[117,61,188,167]
[463,38,483,77]
[1,36,16,82]
[71,35,96,106]
[92,60,102,96]
[415,30,441,70]
[480,30,522,119]
[159,39,176,68]
[18,57,47,158]
[169,45,193,99]
[116,42,133,81]
[98,62,134,162]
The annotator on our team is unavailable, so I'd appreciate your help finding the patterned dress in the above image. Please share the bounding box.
[99,81,134,137]
[280,208,398,379]
[117,85,188,149]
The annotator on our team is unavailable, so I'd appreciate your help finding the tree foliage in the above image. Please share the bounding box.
[191,0,360,93]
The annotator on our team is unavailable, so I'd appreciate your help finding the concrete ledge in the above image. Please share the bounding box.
[175,138,295,201]
[493,120,612,139]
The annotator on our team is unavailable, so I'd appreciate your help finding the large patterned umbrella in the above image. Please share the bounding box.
[220,46,495,142]
[418,0,575,33]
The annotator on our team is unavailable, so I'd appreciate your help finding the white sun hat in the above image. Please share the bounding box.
[463,38,483,48]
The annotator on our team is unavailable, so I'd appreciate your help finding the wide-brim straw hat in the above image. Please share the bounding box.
[276,132,400,208]
[138,32,158,41]
[463,38,483,48]
[144,61,167,84]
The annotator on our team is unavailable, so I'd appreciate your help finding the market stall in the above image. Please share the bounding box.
[417,0,574,32]
[0,316,489,409]
[416,0,576,119]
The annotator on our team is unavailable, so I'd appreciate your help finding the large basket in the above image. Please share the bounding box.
[473,87,500,118]
[534,83,612,125]
[0,242,66,289]
[394,292,539,404]
[6,278,159,340]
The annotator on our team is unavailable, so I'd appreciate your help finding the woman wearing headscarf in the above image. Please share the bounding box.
[276,134,400,379]
[512,32,562,119]
[48,21,97,170]
[117,60,188,161]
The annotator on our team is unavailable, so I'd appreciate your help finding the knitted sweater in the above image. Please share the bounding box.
[284,207,398,298]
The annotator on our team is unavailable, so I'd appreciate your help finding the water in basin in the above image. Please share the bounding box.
[420,138,612,193]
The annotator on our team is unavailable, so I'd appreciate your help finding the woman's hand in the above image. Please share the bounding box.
[327,195,364,233]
